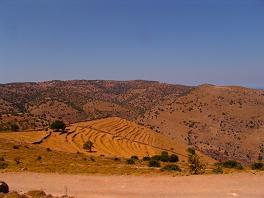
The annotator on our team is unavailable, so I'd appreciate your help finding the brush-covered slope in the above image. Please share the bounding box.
[0,80,192,130]
[138,84,264,164]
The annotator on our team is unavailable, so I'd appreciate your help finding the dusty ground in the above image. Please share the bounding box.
[0,172,264,198]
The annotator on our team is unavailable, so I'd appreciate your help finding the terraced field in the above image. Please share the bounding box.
[0,117,193,159]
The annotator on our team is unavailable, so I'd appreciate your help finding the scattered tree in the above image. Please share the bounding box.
[188,149,205,175]
[83,140,94,152]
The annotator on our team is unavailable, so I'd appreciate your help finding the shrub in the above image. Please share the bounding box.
[130,155,139,161]
[150,155,161,161]
[252,162,264,170]
[169,154,179,163]
[148,160,160,167]
[127,159,135,165]
[161,164,181,172]
[0,161,8,169]
[212,166,223,174]
[160,154,170,162]
[50,120,66,131]
[83,140,94,152]
[222,160,243,170]
[188,153,205,175]
[143,156,151,161]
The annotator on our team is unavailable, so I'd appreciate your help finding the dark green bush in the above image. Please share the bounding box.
[143,156,151,161]
[161,164,181,172]
[252,162,264,170]
[130,155,139,161]
[127,159,135,165]
[160,154,170,162]
[148,160,160,167]
[50,120,66,131]
[150,155,161,161]
[222,160,243,169]
[169,154,179,162]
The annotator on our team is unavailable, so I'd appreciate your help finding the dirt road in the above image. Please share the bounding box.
[0,172,264,198]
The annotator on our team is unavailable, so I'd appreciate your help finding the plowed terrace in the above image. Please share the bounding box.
[0,117,189,159]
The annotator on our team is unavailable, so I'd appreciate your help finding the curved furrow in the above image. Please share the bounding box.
[94,133,117,156]
[118,127,136,139]
[111,124,130,136]
[105,135,127,156]
[94,118,125,131]
[126,128,140,141]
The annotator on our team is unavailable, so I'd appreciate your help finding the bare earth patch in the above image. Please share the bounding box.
[1,172,264,198]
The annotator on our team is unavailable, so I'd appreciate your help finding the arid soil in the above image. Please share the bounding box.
[1,172,264,198]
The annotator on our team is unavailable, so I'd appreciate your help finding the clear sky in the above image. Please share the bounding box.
[0,0,264,87]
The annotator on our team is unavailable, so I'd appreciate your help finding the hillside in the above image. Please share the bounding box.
[0,80,192,130]
[1,80,264,165]
[138,84,264,164]
[0,117,206,161]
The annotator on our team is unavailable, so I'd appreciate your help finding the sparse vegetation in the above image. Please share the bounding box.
[130,155,139,161]
[143,156,150,161]
[169,154,179,162]
[148,160,160,167]
[221,160,243,170]
[251,162,264,170]
[212,166,223,174]
[161,164,181,172]
[126,159,135,165]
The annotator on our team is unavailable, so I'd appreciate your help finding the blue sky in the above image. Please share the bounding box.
[0,0,264,87]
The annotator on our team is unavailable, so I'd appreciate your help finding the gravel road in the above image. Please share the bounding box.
[0,172,264,198]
